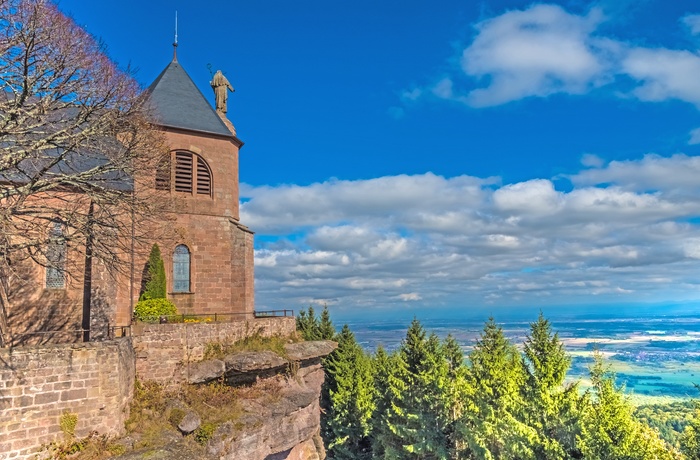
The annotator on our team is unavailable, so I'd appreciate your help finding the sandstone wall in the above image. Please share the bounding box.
[0,339,135,460]
[131,317,296,387]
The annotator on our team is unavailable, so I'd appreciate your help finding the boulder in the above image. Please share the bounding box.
[284,341,337,362]
[224,350,287,373]
[224,350,289,385]
[178,410,201,434]
[187,359,225,384]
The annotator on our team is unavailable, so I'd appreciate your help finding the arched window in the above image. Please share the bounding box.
[173,245,191,292]
[45,222,66,289]
[155,150,212,197]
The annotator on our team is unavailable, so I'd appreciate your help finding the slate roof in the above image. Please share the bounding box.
[0,142,134,192]
[147,59,233,138]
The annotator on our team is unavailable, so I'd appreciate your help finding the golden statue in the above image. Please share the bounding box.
[210,70,234,113]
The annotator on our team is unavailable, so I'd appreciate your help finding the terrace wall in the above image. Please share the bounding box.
[0,339,135,460]
[131,316,296,387]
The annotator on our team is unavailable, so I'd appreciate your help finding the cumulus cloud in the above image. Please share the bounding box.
[581,153,604,168]
[246,156,700,310]
[689,127,700,145]
[459,4,608,107]
[406,3,700,109]
[622,48,700,106]
[570,153,700,194]
[683,14,700,35]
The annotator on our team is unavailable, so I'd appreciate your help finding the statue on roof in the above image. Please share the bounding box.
[210,70,234,114]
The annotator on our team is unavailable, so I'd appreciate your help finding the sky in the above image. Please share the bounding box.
[57,0,700,316]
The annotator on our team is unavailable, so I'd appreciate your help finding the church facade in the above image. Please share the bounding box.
[4,53,255,344]
[137,54,254,321]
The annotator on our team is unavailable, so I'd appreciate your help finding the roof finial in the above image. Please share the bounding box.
[172,11,178,62]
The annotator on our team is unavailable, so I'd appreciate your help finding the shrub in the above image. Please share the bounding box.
[140,244,166,300]
[134,298,177,322]
[59,412,78,439]
[194,422,217,445]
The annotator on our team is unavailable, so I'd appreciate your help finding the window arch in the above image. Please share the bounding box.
[155,151,212,197]
[173,245,191,292]
[45,222,66,289]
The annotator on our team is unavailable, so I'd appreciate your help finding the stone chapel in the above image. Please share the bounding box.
[136,51,255,321]
[3,50,255,344]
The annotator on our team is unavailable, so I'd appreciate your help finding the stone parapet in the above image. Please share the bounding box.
[0,339,135,460]
[131,317,296,387]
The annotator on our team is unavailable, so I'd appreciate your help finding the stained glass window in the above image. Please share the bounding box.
[173,245,190,292]
[45,222,65,289]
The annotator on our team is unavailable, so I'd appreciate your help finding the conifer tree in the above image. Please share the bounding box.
[296,306,321,340]
[577,352,681,460]
[370,344,393,459]
[375,319,452,459]
[522,313,581,459]
[681,395,700,459]
[140,244,166,300]
[321,325,375,459]
[460,317,536,459]
[441,334,470,456]
[318,305,336,340]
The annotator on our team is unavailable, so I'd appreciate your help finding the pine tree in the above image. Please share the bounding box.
[296,306,321,340]
[318,305,336,340]
[375,319,452,459]
[521,313,581,459]
[459,317,536,459]
[140,244,166,300]
[441,334,469,456]
[681,395,700,459]
[321,325,375,459]
[577,352,681,460]
[370,344,393,459]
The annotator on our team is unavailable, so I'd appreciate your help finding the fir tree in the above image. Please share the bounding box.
[318,305,336,340]
[140,244,166,300]
[681,394,700,459]
[521,312,581,459]
[321,325,375,459]
[376,319,452,459]
[296,306,321,340]
[460,317,536,459]
[577,352,681,460]
[370,344,393,459]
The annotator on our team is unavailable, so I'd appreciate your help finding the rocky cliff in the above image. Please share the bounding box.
[115,340,336,460]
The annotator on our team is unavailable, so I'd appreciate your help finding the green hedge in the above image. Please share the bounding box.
[134,298,177,322]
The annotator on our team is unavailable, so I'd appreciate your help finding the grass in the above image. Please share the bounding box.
[202,331,301,360]
[57,332,299,459]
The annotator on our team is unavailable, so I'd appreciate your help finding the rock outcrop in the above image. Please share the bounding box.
[116,340,336,460]
[207,341,336,459]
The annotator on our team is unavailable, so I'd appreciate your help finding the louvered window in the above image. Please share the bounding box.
[155,155,171,191]
[174,151,193,193]
[196,156,211,196]
[162,151,212,197]
[45,222,66,289]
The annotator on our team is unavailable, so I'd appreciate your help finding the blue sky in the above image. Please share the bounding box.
[59,0,700,314]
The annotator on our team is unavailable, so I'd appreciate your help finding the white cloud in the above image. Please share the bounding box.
[682,14,700,35]
[397,293,422,302]
[581,153,604,168]
[570,153,700,194]
[689,127,700,145]
[460,4,608,107]
[622,48,700,106]
[493,179,562,215]
[248,155,700,310]
[404,4,700,109]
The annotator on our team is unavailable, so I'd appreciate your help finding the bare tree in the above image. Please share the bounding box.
[0,0,168,346]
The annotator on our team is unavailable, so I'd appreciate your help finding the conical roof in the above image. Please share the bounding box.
[147,58,233,138]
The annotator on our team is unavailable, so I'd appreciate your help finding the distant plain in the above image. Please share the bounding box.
[334,304,700,405]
